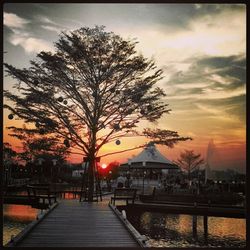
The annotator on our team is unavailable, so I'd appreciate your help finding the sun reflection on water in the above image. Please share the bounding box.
[3,204,39,245]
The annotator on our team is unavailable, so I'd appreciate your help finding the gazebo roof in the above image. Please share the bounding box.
[120,144,178,169]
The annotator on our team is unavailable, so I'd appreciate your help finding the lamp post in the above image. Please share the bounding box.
[197,169,201,195]
[108,170,112,191]
[142,161,146,194]
[128,160,132,187]
[37,158,45,183]
[126,170,131,188]
[52,159,58,182]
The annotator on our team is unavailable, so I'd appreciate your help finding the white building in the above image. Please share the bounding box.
[119,143,179,188]
[72,169,85,177]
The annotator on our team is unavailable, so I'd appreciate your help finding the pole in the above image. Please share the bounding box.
[143,172,145,195]
[142,162,146,195]
[204,215,208,240]
[192,215,197,238]
[198,171,200,195]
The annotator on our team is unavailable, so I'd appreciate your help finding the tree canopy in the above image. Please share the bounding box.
[4,26,191,200]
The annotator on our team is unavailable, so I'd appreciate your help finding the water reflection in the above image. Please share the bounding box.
[3,204,39,246]
[125,209,246,247]
[4,204,38,222]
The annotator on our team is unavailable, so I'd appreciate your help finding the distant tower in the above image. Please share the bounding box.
[205,139,215,183]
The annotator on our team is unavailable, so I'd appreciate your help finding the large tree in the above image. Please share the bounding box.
[4,26,190,200]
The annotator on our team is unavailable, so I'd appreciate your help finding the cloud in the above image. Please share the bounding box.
[37,15,68,34]
[199,94,246,122]
[198,56,246,85]
[4,12,30,28]
[9,32,54,53]
[166,54,246,94]
[162,54,246,131]
[37,15,57,25]
[4,12,55,53]
[41,25,62,34]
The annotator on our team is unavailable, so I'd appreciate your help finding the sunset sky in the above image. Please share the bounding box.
[3,3,246,172]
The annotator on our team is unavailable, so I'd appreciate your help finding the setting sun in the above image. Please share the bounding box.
[101,164,107,169]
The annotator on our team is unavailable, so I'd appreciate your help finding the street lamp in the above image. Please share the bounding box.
[126,170,131,188]
[108,171,112,191]
[128,160,131,171]
[197,169,202,195]
[37,158,45,183]
[142,162,146,194]
[52,159,58,182]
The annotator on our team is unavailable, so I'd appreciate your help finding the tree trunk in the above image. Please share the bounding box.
[87,151,95,202]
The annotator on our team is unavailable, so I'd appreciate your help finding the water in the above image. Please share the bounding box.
[2,188,79,246]
[124,210,246,248]
[3,201,246,247]
[3,204,40,246]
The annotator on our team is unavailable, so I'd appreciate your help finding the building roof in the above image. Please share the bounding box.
[120,144,177,169]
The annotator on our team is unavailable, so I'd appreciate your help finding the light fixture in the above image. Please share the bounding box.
[8,114,14,120]
[58,96,63,102]
[140,109,146,115]
[39,128,45,134]
[34,79,39,85]
[64,139,70,147]
[114,124,120,130]
[147,105,153,111]
[52,159,58,166]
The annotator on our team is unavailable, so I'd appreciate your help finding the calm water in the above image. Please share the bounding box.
[125,210,246,248]
[2,190,79,246]
[4,193,245,247]
[3,204,40,246]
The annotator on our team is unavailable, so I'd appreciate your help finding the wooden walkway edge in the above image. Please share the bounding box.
[9,200,139,247]
[109,203,148,247]
[5,202,59,247]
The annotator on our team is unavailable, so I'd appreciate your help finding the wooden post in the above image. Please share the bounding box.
[203,215,208,240]
[192,215,197,238]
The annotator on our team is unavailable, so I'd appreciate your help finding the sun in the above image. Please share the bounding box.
[101,163,107,169]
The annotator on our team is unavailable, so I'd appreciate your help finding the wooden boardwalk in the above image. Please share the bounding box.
[15,199,139,247]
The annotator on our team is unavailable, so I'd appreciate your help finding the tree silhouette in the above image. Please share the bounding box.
[175,150,204,181]
[3,142,17,160]
[6,125,69,163]
[4,26,191,201]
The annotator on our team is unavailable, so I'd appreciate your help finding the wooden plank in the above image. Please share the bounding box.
[16,200,139,247]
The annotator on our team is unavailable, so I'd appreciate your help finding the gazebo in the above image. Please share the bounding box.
[119,143,179,188]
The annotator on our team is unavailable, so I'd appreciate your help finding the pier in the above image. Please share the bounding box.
[6,198,140,247]
[4,190,246,247]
